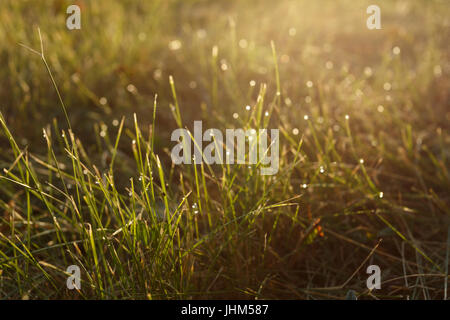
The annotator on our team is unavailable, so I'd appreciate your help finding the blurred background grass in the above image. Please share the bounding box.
[0,0,449,299]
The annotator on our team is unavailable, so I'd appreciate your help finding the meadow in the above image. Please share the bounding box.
[0,0,449,299]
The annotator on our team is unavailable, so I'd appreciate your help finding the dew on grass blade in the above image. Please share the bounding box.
[126,84,137,93]
[220,60,228,71]
[239,39,248,48]
[169,40,182,51]
[189,81,197,89]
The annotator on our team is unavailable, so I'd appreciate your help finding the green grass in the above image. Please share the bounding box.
[0,0,449,299]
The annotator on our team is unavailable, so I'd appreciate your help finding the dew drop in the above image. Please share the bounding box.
[126,84,137,93]
[364,67,373,77]
[238,39,248,48]
[169,39,182,51]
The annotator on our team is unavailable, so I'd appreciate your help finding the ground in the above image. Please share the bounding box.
[0,0,449,299]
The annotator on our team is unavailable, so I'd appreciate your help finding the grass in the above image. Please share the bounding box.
[0,0,449,299]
